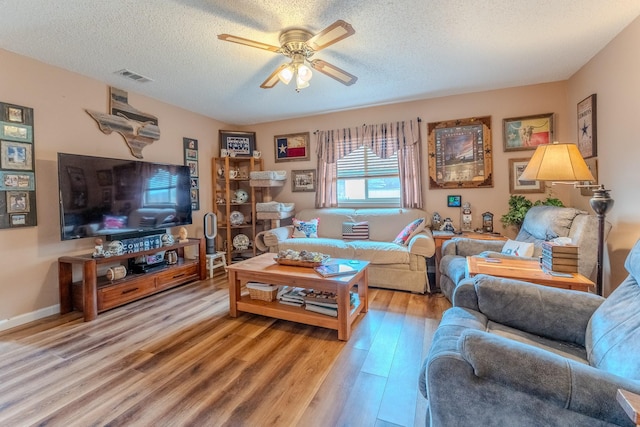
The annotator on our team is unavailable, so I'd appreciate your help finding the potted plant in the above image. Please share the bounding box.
[501,195,564,230]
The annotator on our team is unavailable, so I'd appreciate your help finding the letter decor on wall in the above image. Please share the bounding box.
[183,137,199,211]
[0,101,37,228]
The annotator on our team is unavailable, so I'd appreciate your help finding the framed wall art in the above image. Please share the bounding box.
[220,130,255,157]
[183,137,199,210]
[503,113,554,151]
[427,116,493,189]
[1,140,33,170]
[577,94,597,158]
[0,101,37,228]
[508,158,544,194]
[291,169,316,192]
[275,132,310,162]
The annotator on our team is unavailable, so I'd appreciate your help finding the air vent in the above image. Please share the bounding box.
[114,69,154,83]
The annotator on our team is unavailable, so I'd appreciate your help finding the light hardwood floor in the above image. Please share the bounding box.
[0,273,451,427]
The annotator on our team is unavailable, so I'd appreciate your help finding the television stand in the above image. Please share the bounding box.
[58,237,206,321]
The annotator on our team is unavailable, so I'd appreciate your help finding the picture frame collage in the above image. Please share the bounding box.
[0,101,37,228]
[183,137,199,211]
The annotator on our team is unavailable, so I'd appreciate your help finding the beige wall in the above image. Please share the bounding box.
[567,16,640,293]
[1,15,638,326]
[0,49,229,328]
[245,82,570,234]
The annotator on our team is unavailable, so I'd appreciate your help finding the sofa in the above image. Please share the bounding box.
[255,208,435,293]
[418,239,640,426]
[439,206,606,302]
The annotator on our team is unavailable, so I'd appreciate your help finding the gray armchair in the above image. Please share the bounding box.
[418,239,640,426]
[439,206,606,302]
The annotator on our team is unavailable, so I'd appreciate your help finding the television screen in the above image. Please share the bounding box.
[57,153,192,241]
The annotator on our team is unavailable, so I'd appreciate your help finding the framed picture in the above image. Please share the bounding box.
[102,188,112,204]
[6,191,30,213]
[508,158,544,194]
[1,140,33,170]
[580,157,598,196]
[0,171,34,191]
[503,113,554,151]
[183,137,199,211]
[291,169,316,192]
[219,130,255,157]
[96,169,113,186]
[275,132,310,162]
[577,94,597,158]
[10,214,26,226]
[0,121,33,143]
[427,116,493,189]
[6,106,24,123]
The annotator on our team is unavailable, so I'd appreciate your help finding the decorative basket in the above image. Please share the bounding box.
[274,256,328,268]
[247,283,279,301]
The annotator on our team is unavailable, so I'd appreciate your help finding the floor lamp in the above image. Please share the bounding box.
[520,142,614,296]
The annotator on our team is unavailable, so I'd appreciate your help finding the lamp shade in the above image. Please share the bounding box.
[519,143,595,182]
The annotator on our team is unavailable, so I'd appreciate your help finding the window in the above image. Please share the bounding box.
[144,167,179,205]
[336,146,400,206]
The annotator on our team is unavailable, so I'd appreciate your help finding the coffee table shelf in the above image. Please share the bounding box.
[227,254,369,341]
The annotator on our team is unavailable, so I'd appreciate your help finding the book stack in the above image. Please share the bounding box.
[541,242,579,273]
[303,291,358,317]
[277,286,308,307]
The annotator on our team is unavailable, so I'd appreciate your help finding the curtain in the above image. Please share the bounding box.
[315,119,422,208]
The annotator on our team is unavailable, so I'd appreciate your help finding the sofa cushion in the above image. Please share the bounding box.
[393,217,425,245]
[349,240,410,264]
[295,209,356,240]
[292,218,319,238]
[517,206,583,241]
[586,248,640,380]
[278,238,355,260]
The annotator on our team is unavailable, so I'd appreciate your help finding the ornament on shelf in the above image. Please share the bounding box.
[432,212,442,230]
[461,202,473,232]
[440,217,455,233]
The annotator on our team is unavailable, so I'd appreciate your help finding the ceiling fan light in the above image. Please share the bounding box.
[278,65,294,84]
[297,64,313,83]
[295,77,310,90]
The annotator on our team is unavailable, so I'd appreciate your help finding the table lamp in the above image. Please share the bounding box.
[520,142,613,296]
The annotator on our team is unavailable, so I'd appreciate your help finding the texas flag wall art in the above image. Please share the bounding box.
[275,132,310,162]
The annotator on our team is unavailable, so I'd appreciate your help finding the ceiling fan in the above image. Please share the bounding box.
[218,20,357,91]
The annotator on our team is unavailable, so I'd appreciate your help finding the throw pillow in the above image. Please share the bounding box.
[393,218,425,245]
[342,221,369,240]
[501,239,535,257]
[291,218,319,238]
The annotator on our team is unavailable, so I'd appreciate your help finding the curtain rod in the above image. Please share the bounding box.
[313,117,421,134]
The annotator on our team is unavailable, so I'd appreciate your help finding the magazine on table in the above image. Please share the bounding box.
[314,262,358,277]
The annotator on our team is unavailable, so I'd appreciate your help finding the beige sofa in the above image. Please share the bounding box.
[256,208,435,293]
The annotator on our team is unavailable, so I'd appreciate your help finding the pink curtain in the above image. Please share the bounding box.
[315,119,422,208]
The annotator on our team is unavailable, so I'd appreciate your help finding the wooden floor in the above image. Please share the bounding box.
[0,273,450,427]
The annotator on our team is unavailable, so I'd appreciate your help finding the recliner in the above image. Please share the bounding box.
[419,239,640,427]
[439,205,607,302]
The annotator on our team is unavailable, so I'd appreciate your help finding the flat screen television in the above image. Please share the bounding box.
[57,153,192,241]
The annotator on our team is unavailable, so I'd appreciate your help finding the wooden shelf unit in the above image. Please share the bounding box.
[58,237,206,321]
[212,157,264,263]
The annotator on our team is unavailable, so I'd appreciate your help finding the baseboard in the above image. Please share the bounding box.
[0,304,60,332]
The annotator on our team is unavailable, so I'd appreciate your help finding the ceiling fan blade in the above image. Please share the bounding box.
[218,34,280,52]
[306,20,355,51]
[310,59,358,86]
[260,64,288,88]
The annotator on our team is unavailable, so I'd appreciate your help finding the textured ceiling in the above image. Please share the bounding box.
[1,1,640,125]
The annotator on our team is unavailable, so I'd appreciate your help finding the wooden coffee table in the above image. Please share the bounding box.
[466,256,594,292]
[226,253,369,341]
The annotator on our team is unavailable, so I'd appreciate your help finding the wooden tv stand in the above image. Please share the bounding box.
[58,237,206,321]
